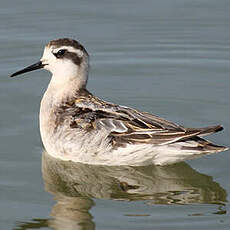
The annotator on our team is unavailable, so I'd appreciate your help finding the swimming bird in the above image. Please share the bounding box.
[10,38,228,166]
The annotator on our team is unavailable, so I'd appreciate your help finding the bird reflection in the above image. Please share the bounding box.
[42,151,226,204]
[14,151,227,230]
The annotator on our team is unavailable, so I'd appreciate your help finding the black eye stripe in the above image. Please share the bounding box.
[52,50,83,65]
[65,52,83,65]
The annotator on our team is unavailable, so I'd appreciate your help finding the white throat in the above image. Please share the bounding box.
[49,59,88,89]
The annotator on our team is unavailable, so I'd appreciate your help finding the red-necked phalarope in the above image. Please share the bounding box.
[10,38,228,166]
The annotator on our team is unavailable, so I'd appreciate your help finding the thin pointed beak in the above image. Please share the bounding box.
[10,61,45,77]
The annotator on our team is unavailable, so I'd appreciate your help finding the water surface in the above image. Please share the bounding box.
[0,0,230,229]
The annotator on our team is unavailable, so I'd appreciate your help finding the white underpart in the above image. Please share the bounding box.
[44,137,208,166]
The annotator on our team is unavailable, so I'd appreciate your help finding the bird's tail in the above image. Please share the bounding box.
[187,125,224,137]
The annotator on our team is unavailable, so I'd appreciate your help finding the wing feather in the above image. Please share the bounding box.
[71,92,222,147]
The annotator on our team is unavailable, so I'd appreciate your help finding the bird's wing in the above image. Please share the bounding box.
[72,93,222,146]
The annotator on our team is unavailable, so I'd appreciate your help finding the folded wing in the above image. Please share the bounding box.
[73,95,224,147]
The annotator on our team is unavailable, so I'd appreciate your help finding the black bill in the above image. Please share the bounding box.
[10,61,45,77]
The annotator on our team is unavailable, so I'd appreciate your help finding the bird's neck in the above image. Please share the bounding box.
[45,72,88,106]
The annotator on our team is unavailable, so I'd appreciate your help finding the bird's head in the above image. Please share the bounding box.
[11,38,89,88]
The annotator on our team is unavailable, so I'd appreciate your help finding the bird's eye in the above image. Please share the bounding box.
[57,49,66,56]
[54,49,66,58]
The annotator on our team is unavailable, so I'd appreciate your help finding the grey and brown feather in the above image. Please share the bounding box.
[54,88,225,151]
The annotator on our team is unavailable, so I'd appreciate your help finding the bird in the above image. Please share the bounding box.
[10,38,228,166]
